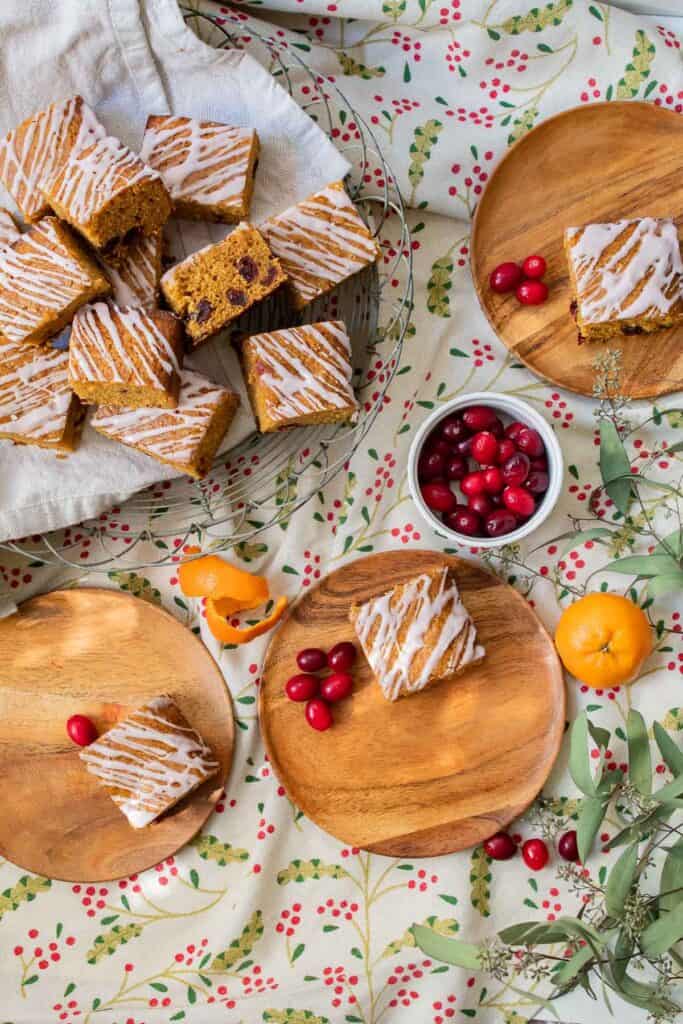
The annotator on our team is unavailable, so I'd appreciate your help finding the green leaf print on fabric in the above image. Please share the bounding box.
[276,859,349,884]
[470,846,492,918]
[107,570,161,604]
[501,0,574,35]
[616,30,655,98]
[381,915,459,957]
[408,120,443,193]
[191,834,249,865]
[427,254,454,317]
[211,910,264,969]
[336,53,385,79]
[86,923,144,964]
[0,875,50,919]
[507,106,539,146]
[263,1011,329,1023]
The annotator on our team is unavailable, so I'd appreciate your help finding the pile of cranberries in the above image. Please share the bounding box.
[490,253,548,306]
[285,642,357,732]
[483,829,579,869]
[417,404,549,540]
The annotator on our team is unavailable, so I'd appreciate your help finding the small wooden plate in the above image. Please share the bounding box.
[0,589,234,882]
[471,101,683,399]
[259,551,565,856]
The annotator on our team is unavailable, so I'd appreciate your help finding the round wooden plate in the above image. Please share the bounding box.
[471,101,683,399]
[259,551,565,856]
[0,589,234,882]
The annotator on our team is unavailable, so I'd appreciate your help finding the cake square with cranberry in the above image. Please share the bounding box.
[68,302,183,409]
[0,338,84,451]
[241,320,358,432]
[0,217,110,346]
[0,207,21,249]
[98,230,163,311]
[260,180,380,310]
[79,695,219,829]
[141,115,259,222]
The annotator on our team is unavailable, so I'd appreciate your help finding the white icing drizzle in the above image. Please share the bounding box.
[141,116,255,207]
[353,568,484,701]
[566,217,683,323]
[79,695,219,829]
[99,232,162,310]
[0,208,20,248]
[0,96,104,220]
[42,132,161,226]
[0,338,74,442]
[246,320,356,422]
[69,302,180,390]
[261,181,379,304]
[0,218,102,344]
[91,368,234,469]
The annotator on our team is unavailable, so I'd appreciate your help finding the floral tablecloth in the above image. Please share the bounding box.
[1,2,682,1022]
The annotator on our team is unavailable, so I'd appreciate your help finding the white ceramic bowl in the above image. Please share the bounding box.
[407,391,564,549]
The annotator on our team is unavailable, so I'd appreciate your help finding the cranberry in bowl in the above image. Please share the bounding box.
[407,392,563,549]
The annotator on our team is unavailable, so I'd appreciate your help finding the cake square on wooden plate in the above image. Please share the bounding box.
[260,180,381,310]
[141,115,259,222]
[91,368,240,479]
[0,217,110,346]
[565,216,683,343]
[68,303,184,409]
[0,338,84,451]
[0,95,105,223]
[349,567,485,701]
[79,695,219,829]
[0,208,20,249]
[41,132,172,249]
[241,320,358,432]
[98,230,163,311]
[160,222,286,348]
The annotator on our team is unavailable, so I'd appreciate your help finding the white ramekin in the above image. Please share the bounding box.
[407,391,564,549]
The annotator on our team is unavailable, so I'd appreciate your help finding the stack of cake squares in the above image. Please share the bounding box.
[0,99,380,478]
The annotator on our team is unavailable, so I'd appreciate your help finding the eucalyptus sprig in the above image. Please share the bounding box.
[412,710,683,1021]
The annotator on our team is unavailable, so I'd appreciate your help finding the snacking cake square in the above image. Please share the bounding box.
[91,368,240,479]
[565,216,683,342]
[349,567,485,701]
[141,115,259,222]
[98,230,163,311]
[260,180,381,310]
[0,338,84,451]
[79,695,219,829]
[241,320,358,432]
[68,302,184,409]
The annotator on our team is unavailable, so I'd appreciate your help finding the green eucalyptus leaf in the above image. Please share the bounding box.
[599,419,632,515]
[653,722,683,776]
[553,944,594,987]
[611,929,633,986]
[498,921,569,945]
[653,771,683,804]
[570,713,599,797]
[604,554,680,578]
[660,838,683,913]
[605,844,638,917]
[627,710,651,794]
[410,926,480,968]
[588,721,611,750]
[604,956,677,1016]
[557,528,613,556]
[577,796,606,863]
[641,902,683,956]
[648,573,683,599]
[654,527,683,559]
[605,806,673,849]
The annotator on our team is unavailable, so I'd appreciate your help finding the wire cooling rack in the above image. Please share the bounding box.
[1,7,413,570]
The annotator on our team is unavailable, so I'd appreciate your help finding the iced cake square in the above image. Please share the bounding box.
[0,338,84,451]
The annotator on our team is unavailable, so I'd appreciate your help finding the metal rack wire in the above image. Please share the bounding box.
[1,7,413,570]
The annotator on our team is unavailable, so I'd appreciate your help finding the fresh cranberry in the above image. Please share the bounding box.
[468,493,494,518]
[444,507,482,537]
[483,832,517,860]
[501,452,530,486]
[320,672,354,703]
[485,509,518,537]
[421,481,457,513]
[454,436,473,457]
[522,838,549,871]
[305,698,333,731]
[471,431,499,466]
[66,714,97,747]
[526,469,549,494]
[285,674,319,702]
[462,406,498,432]
[558,830,579,863]
[296,648,327,673]
[496,439,517,463]
[440,416,468,445]
[530,456,548,471]
[461,471,487,497]
[482,466,504,494]
[327,642,357,672]
[516,279,548,305]
[418,451,445,481]
[503,485,536,519]
[427,435,452,459]
[505,420,527,443]
[517,428,544,457]
[489,417,505,439]
[522,254,546,279]
[489,261,523,293]
[446,455,467,481]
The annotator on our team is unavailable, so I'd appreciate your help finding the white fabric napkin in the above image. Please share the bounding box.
[0,0,349,543]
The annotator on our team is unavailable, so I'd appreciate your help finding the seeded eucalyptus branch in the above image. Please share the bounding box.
[412,710,683,1021]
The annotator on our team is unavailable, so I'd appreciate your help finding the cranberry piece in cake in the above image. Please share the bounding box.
[97,230,163,311]
[0,338,84,452]
[261,180,380,310]
[140,115,260,223]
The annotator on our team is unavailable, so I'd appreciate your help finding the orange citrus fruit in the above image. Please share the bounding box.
[554,593,652,688]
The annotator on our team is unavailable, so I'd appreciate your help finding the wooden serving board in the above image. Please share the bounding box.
[260,551,565,856]
[471,101,683,399]
[0,589,234,882]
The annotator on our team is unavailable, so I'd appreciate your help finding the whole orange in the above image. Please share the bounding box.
[554,593,652,688]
